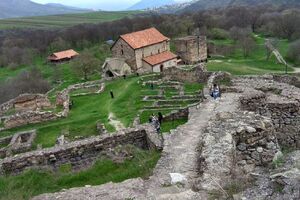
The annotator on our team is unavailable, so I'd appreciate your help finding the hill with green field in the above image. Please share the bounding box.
[0,11,141,30]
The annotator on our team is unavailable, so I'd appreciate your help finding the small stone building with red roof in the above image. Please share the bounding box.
[111,27,177,73]
[48,49,79,63]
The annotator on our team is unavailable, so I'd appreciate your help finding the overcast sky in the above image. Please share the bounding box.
[32,0,190,11]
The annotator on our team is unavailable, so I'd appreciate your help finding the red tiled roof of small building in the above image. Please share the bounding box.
[48,49,79,61]
[120,27,169,49]
[143,51,177,66]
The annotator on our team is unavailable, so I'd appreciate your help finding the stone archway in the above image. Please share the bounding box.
[105,70,114,77]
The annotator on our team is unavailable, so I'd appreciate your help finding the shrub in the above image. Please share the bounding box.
[208,28,229,40]
[287,39,300,65]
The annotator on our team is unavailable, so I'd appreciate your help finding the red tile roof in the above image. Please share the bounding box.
[120,27,169,49]
[48,49,79,61]
[143,51,177,66]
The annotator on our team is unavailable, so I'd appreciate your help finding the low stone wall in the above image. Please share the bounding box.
[3,111,59,129]
[0,125,161,175]
[239,89,266,111]
[234,119,278,166]
[163,108,189,122]
[162,64,211,83]
[238,81,300,149]
[0,93,51,116]
[0,100,14,117]
[0,136,12,158]
[273,74,300,88]
[260,101,300,148]
[56,80,105,117]
[9,130,36,155]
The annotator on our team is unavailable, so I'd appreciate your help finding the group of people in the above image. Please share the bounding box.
[149,112,163,133]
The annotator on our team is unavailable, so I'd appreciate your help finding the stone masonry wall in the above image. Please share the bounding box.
[3,111,59,129]
[163,108,189,122]
[111,38,137,70]
[174,36,207,64]
[162,64,210,83]
[0,94,51,116]
[0,125,161,175]
[236,77,300,149]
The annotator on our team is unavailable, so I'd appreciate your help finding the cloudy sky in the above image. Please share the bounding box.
[32,0,190,11]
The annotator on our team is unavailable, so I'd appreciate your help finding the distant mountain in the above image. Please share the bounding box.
[180,0,300,13]
[152,0,197,13]
[128,0,176,10]
[0,0,91,19]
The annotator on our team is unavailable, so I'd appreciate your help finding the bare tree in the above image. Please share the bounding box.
[239,36,256,58]
[71,50,100,81]
[0,67,51,104]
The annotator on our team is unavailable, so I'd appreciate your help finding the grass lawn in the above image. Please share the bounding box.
[0,11,141,30]
[0,76,143,147]
[0,147,160,200]
[207,35,295,75]
[0,73,203,148]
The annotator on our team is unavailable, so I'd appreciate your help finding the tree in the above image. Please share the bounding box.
[49,37,71,53]
[71,50,100,80]
[0,67,51,104]
[239,36,256,58]
[287,39,300,65]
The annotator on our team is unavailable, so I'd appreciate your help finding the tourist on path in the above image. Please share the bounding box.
[211,84,220,100]
[150,114,161,133]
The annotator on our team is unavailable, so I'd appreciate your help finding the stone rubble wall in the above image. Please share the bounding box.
[0,93,51,117]
[198,110,279,190]
[56,80,105,117]
[234,76,300,149]
[162,64,211,83]
[3,111,59,129]
[9,130,37,155]
[273,74,300,88]
[163,108,189,122]
[0,125,161,175]
[0,99,14,117]
[0,136,12,158]
[260,101,300,148]
[1,80,106,131]
[239,89,267,111]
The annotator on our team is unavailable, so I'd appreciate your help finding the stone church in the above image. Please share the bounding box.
[111,27,177,73]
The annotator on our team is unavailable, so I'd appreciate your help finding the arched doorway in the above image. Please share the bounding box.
[160,64,164,72]
[105,70,114,77]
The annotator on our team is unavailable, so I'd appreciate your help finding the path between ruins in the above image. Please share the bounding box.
[146,92,240,198]
[108,112,125,131]
[293,67,300,73]
[33,92,241,200]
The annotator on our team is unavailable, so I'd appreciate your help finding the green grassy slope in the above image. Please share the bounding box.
[0,148,160,200]
[207,35,295,75]
[0,11,141,30]
[0,75,199,148]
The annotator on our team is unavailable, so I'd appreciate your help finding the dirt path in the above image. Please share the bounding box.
[292,67,300,73]
[108,112,125,131]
